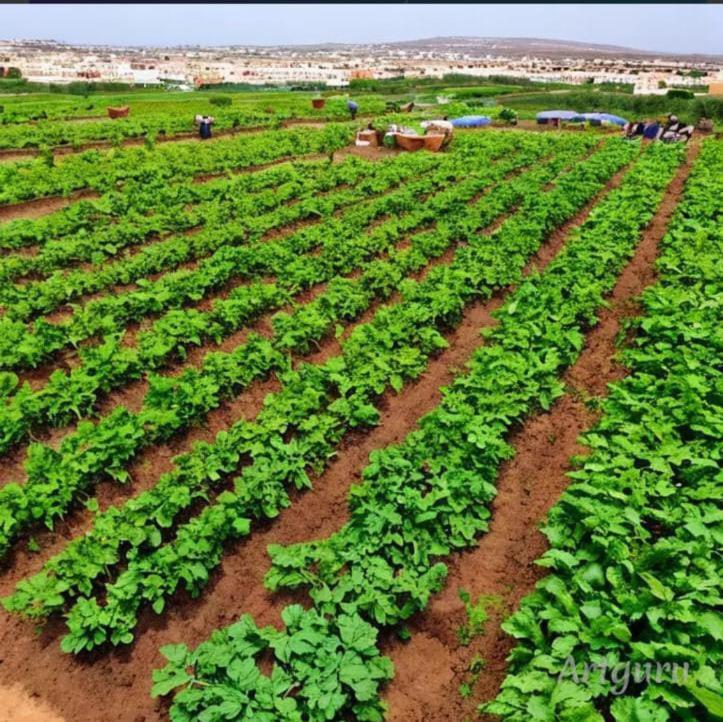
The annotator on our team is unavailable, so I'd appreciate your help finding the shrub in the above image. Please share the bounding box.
[209,95,232,107]
[667,88,694,100]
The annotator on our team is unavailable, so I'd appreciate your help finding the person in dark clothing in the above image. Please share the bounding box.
[197,115,214,140]
[661,114,694,143]
[347,100,359,120]
[625,120,646,139]
[662,114,682,135]
[642,120,661,141]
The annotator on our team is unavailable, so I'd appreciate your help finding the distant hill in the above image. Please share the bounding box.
[264,36,723,63]
[5,35,721,64]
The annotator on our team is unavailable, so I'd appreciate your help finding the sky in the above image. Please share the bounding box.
[2,4,722,56]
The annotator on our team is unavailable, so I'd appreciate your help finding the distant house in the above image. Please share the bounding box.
[709,71,723,95]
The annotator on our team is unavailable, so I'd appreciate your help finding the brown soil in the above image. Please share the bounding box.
[337,145,401,162]
[0,190,100,225]
[381,140,699,722]
[0,684,65,722]
[0,151,37,165]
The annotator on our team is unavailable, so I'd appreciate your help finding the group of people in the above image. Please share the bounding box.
[623,114,694,143]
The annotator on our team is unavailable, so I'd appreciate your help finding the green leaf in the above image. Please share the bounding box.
[151,667,192,698]
[686,683,723,719]
[639,572,675,602]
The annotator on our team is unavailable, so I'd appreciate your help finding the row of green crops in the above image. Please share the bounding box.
[0,134,537,378]
[147,141,685,722]
[0,155,383,279]
[0,132,566,554]
[0,94,388,150]
[0,124,350,205]
[0,155,349,252]
[0,134,565,623]
[0,140,465,370]
[484,139,722,722]
[0,135,547,456]
[0,151,446,320]
[2,135,636,652]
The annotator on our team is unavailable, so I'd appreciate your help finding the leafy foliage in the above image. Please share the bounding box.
[484,138,722,722]
[152,141,686,720]
[152,607,393,722]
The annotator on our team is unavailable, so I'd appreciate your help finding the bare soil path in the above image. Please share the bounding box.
[0,190,100,225]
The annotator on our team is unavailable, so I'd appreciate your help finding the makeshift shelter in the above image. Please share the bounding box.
[451,115,491,128]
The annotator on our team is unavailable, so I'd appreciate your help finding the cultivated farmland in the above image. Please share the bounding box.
[0,95,720,722]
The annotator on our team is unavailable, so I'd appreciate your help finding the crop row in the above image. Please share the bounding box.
[0,124,350,206]
[147,142,685,721]
[4,135,637,653]
[0,132,576,560]
[0,150,446,319]
[0,139,542,452]
[484,139,721,722]
[0,155,389,281]
[0,120,477,255]
[0,138,483,370]
[0,95,389,151]
[0,132,566,552]
[0,154,345,252]
[0,136,545,371]
[0,134,569,618]
[0,139,520,451]
[0,136,534,382]
[0,92,351,126]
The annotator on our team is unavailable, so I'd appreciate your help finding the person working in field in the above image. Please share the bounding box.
[624,120,646,139]
[347,99,359,120]
[642,119,661,141]
[660,114,694,143]
[195,114,215,140]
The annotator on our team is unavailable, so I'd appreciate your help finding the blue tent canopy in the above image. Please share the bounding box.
[536,110,579,121]
[451,115,491,128]
[582,112,628,126]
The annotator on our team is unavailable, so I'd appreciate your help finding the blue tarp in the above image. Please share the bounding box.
[581,112,629,126]
[536,110,628,126]
[536,110,579,121]
[451,115,492,128]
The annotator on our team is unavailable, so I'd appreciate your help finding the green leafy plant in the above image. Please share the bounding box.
[459,655,487,698]
[484,138,721,722]
[149,140,687,721]
[457,590,503,646]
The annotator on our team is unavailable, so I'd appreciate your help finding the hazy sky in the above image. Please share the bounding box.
[2,4,722,55]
